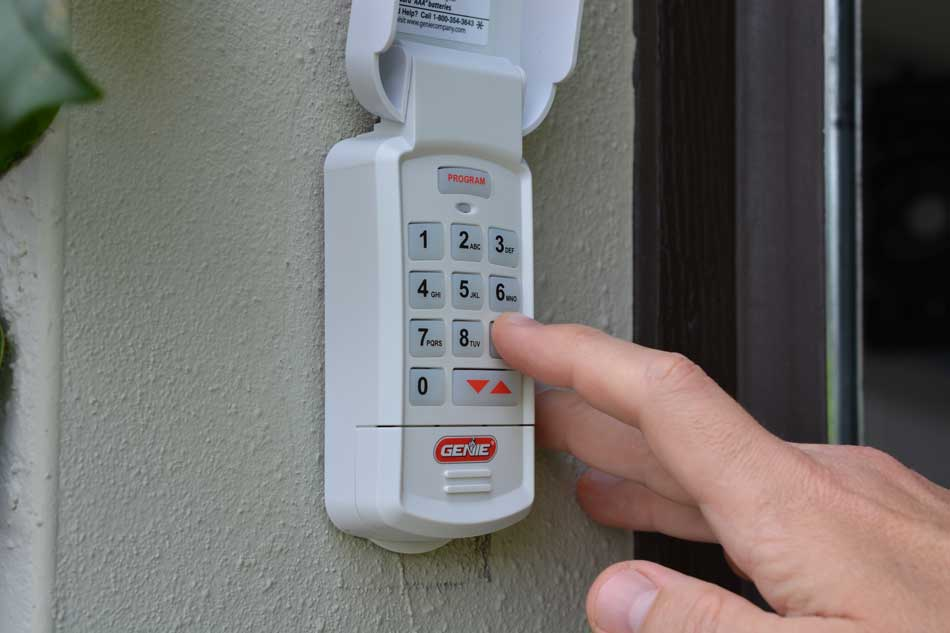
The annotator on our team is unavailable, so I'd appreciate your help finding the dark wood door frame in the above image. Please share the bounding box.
[633,0,828,592]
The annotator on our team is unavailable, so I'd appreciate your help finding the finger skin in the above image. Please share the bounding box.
[537,389,692,505]
[494,316,811,527]
[577,470,717,543]
[586,561,859,633]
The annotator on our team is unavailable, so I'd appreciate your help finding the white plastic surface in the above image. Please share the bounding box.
[325,1,581,554]
[344,0,584,133]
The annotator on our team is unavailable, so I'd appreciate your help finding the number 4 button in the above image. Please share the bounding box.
[409,272,445,309]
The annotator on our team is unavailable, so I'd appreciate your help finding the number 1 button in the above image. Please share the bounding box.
[408,223,443,261]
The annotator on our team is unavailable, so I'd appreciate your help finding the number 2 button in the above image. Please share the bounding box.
[451,224,483,262]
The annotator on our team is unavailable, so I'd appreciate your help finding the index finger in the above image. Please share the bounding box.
[493,314,810,520]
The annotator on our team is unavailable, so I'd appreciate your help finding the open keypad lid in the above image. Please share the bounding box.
[345,0,584,134]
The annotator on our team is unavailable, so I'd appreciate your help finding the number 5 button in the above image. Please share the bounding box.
[452,273,484,310]
[488,228,519,268]
[489,276,521,312]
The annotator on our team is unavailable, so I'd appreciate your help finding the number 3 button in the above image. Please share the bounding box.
[488,228,519,268]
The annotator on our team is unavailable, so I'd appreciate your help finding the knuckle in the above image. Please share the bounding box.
[681,590,726,633]
[853,445,903,471]
[644,352,708,397]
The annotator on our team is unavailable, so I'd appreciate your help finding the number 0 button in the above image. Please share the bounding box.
[408,223,443,261]
[410,368,444,406]
[489,276,521,312]
[488,228,519,268]
[452,273,484,310]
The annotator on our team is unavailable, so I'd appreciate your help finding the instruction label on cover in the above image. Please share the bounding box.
[396,0,491,47]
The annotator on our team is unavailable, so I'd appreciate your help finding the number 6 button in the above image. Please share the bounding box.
[489,276,521,312]
[452,273,484,310]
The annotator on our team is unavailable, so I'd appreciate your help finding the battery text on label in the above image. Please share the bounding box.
[396,0,491,47]
[435,436,498,463]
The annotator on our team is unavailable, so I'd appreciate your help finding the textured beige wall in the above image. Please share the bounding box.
[42,1,633,631]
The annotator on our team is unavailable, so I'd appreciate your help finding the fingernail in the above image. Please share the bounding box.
[593,571,658,633]
[501,313,537,327]
[585,469,624,486]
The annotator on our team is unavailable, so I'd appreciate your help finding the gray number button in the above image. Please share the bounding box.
[451,224,484,262]
[488,228,519,268]
[453,321,485,357]
[408,223,443,261]
[409,368,445,406]
[409,320,446,357]
[452,273,484,310]
[489,276,521,312]
[409,272,445,309]
[489,321,502,359]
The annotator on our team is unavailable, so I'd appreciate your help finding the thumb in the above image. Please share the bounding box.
[586,562,857,633]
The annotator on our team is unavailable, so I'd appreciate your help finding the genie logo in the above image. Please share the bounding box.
[435,436,497,463]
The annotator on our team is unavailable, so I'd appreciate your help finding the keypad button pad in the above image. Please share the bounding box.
[489,276,521,313]
[488,228,519,268]
[453,370,521,407]
[452,321,485,357]
[451,224,484,262]
[409,368,445,406]
[489,321,502,359]
[452,273,485,310]
[406,216,523,409]
[408,223,444,261]
[409,320,446,357]
[408,272,445,310]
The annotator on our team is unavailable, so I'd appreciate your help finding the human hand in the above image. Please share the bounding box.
[493,314,950,633]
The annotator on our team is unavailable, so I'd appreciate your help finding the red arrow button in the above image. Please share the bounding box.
[490,381,512,395]
[467,379,490,394]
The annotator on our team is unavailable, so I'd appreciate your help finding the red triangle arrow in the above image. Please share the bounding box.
[490,381,512,395]
[467,379,490,394]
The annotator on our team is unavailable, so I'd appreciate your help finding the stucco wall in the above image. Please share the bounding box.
[1,1,634,631]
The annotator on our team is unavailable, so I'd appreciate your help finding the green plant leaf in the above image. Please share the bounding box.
[0,0,101,173]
